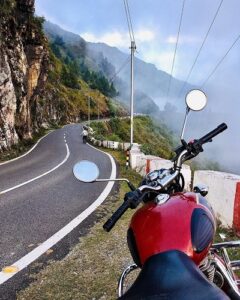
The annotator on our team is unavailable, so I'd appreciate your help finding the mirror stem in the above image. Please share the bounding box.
[180,107,190,140]
[96,178,131,184]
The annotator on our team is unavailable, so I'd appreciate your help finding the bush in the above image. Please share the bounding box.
[107,134,121,142]
[0,0,16,17]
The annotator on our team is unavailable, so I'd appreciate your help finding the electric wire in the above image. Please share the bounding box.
[178,0,224,96]
[166,0,186,99]
[109,55,131,83]
[123,0,135,43]
[125,0,135,42]
[201,33,240,87]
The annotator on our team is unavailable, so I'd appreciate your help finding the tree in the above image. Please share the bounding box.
[60,66,80,89]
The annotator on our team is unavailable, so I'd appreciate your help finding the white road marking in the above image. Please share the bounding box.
[0,142,70,195]
[0,146,116,285]
[0,131,53,166]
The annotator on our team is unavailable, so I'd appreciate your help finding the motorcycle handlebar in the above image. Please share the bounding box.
[103,201,129,232]
[103,123,228,233]
[198,123,227,145]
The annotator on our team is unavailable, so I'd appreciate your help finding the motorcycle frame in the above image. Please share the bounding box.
[117,241,240,298]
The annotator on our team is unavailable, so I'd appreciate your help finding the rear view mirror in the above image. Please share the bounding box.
[73,160,99,182]
[186,89,207,111]
[181,89,208,140]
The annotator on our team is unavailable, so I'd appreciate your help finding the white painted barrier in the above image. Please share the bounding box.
[193,171,240,228]
[102,141,108,148]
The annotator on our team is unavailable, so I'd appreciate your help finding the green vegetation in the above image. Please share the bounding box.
[50,36,118,98]
[90,116,175,159]
[0,0,16,17]
[45,38,125,123]
[190,158,222,172]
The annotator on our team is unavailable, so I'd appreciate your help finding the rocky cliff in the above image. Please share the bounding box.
[0,0,126,153]
[0,0,49,151]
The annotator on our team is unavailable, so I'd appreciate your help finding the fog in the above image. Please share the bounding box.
[111,50,240,175]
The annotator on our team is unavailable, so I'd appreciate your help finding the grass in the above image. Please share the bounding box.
[215,221,240,262]
[17,150,142,300]
[90,116,174,159]
[17,149,240,299]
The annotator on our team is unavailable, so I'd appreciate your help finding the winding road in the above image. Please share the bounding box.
[0,124,116,299]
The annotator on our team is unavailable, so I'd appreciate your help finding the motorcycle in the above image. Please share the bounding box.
[82,135,87,144]
[73,89,240,299]
[82,125,88,144]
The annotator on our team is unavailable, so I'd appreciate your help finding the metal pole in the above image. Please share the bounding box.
[88,97,90,126]
[180,107,190,140]
[130,40,136,147]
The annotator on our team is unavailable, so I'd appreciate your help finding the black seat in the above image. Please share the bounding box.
[119,250,229,300]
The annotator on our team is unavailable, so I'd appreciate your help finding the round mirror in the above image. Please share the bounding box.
[73,160,99,182]
[185,89,207,111]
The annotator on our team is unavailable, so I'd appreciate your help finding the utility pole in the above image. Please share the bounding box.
[130,40,136,148]
[88,97,90,126]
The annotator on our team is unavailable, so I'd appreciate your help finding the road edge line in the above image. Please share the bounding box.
[0,131,53,166]
[0,147,116,285]
[0,141,70,195]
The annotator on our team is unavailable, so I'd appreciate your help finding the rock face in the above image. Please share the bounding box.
[0,0,49,151]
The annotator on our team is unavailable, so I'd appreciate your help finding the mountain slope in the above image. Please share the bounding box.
[43,21,192,114]
[43,21,160,116]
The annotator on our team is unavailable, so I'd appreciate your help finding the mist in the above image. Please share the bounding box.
[43,20,240,175]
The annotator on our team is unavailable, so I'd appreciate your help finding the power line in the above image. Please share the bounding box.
[166,0,186,99]
[125,0,135,42]
[201,33,240,87]
[178,0,224,96]
[123,0,135,43]
[109,55,131,83]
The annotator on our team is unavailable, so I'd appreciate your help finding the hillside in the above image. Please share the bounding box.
[90,116,175,159]
[0,0,126,152]
[43,21,193,116]
[45,38,127,123]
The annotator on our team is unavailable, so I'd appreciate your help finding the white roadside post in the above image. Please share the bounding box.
[130,40,136,148]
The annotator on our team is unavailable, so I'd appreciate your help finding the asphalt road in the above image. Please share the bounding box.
[0,124,116,299]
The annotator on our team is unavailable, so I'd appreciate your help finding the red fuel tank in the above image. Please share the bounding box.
[128,192,216,266]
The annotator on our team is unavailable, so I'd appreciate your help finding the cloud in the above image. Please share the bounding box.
[166,35,200,44]
[81,31,128,47]
[81,28,156,48]
[141,50,174,73]
[135,29,155,42]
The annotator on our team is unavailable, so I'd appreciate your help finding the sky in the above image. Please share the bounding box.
[35,0,240,173]
[35,0,240,87]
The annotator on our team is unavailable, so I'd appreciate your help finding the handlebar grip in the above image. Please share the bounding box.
[103,201,129,232]
[199,123,227,145]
